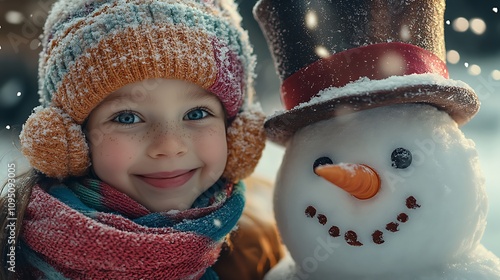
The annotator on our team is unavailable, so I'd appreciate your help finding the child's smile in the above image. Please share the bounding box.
[86,78,228,212]
[136,169,198,189]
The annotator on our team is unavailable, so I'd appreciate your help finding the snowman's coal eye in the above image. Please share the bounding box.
[313,157,334,173]
[391,148,412,169]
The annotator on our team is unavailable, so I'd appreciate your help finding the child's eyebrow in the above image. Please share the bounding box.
[183,87,218,103]
[190,92,215,102]
[101,90,137,103]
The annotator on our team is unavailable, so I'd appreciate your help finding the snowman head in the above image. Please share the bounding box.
[274,104,487,277]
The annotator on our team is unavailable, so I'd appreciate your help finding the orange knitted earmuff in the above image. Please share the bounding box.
[20,107,90,179]
[223,105,266,183]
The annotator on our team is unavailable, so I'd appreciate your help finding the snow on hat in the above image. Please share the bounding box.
[20,0,265,181]
[254,0,479,145]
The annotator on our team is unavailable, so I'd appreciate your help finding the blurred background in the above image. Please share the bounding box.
[1,0,499,256]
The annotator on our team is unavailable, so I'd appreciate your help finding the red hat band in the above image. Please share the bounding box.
[281,42,449,110]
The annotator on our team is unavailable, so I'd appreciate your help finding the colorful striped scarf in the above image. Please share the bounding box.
[21,178,245,279]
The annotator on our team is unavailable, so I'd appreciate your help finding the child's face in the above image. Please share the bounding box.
[86,79,228,212]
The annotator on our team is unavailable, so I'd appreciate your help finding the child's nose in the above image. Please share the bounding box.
[147,126,188,158]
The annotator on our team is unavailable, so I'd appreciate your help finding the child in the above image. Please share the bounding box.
[0,0,283,279]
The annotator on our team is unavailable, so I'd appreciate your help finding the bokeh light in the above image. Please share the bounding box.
[452,17,469,32]
[305,10,318,30]
[315,46,330,58]
[379,51,406,76]
[446,50,460,64]
[470,18,486,35]
[491,70,500,80]
[5,11,23,25]
[467,64,481,76]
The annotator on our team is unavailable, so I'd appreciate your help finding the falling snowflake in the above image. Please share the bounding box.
[6,125,11,130]
[493,7,498,13]
[30,39,41,50]
[213,219,221,227]
[17,92,21,97]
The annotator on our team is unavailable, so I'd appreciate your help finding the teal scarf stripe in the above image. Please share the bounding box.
[201,267,220,280]
[191,179,226,208]
[68,180,110,212]
[21,245,69,280]
[173,181,245,241]
[48,186,101,218]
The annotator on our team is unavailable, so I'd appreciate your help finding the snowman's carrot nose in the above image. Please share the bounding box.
[314,163,380,199]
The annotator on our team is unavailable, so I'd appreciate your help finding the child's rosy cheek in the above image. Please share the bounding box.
[196,128,228,160]
[91,137,136,171]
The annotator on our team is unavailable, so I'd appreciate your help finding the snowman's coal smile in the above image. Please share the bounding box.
[304,196,421,246]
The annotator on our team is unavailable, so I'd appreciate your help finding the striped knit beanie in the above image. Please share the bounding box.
[20,0,265,182]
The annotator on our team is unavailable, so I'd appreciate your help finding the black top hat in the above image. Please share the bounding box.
[254,0,479,145]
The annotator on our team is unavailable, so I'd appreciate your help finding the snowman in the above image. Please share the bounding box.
[254,0,500,279]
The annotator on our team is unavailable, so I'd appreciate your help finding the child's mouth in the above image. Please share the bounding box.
[137,169,196,189]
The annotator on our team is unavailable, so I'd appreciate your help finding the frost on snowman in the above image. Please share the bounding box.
[254,0,500,279]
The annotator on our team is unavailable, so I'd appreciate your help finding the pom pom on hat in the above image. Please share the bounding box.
[223,105,266,183]
[20,107,90,179]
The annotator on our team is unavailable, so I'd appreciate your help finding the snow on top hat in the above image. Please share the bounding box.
[254,0,479,145]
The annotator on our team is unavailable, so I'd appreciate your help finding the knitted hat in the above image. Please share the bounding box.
[20,0,266,182]
[254,0,479,145]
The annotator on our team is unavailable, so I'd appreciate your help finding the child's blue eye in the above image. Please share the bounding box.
[185,108,209,120]
[114,112,141,124]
